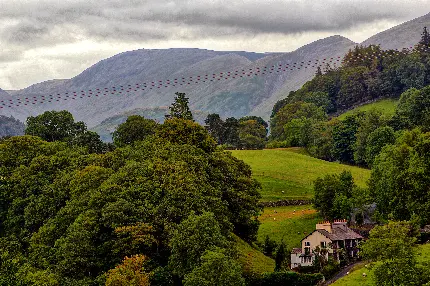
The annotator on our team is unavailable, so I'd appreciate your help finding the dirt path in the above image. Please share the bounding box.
[324,262,363,285]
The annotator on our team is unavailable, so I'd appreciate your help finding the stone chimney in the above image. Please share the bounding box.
[316,221,332,233]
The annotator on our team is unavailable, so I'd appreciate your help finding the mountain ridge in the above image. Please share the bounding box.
[1,13,430,127]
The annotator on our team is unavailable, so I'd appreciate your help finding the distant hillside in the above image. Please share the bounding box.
[2,37,355,127]
[0,115,25,138]
[3,12,430,127]
[362,13,430,49]
[90,107,209,142]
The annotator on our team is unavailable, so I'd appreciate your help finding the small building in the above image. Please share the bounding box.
[291,220,363,269]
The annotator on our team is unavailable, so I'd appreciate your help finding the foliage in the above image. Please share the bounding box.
[313,171,360,220]
[331,114,361,164]
[262,235,277,257]
[238,119,267,149]
[270,101,326,141]
[165,92,193,121]
[360,221,430,286]
[105,255,150,286]
[112,115,157,147]
[183,248,246,286]
[204,113,225,144]
[364,126,395,166]
[274,241,288,271]
[245,271,324,286]
[205,114,268,149]
[25,110,86,142]
[369,128,430,225]
[25,110,107,153]
[393,86,430,131]
[168,212,229,277]
[156,118,217,153]
[352,109,388,166]
[0,117,262,284]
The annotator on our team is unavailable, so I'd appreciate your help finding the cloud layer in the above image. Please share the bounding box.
[0,0,429,89]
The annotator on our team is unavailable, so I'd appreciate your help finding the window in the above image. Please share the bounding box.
[305,241,310,246]
[305,247,310,255]
[320,241,327,248]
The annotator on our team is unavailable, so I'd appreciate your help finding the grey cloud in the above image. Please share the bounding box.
[0,0,428,47]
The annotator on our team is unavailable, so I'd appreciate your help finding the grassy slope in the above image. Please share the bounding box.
[230,148,370,202]
[337,99,398,120]
[332,244,430,286]
[257,205,322,250]
[234,235,275,273]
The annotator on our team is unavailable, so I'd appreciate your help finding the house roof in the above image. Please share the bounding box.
[316,227,363,241]
[291,248,302,254]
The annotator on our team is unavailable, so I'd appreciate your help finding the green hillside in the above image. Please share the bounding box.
[230,148,371,202]
[337,99,398,120]
[234,235,276,274]
[257,205,321,249]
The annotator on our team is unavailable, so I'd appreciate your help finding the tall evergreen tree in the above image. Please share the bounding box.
[166,92,193,121]
[419,26,430,48]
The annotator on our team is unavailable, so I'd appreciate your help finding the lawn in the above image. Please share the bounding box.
[257,205,322,250]
[337,99,398,120]
[230,148,370,202]
[332,243,430,286]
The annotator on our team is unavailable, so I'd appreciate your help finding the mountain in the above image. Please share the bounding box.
[1,37,355,127]
[362,13,430,50]
[0,88,28,120]
[2,12,430,128]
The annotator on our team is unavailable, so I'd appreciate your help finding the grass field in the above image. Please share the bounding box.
[257,205,322,250]
[332,244,430,286]
[230,148,371,202]
[234,234,275,273]
[337,99,398,120]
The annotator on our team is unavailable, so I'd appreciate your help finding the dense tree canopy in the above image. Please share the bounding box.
[0,116,262,285]
[112,115,157,147]
[204,114,268,149]
[369,128,430,226]
[313,171,358,221]
[25,110,107,154]
[25,110,86,142]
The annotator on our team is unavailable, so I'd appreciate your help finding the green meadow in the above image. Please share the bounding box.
[257,205,322,250]
[337,98,398,120]
[230,148,371,202]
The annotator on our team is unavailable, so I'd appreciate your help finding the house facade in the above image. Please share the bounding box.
[291,220,363,269]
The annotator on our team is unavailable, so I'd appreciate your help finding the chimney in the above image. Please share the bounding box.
[316,221,332,233]
[332,219,348,231]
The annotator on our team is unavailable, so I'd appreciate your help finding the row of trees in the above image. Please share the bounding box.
[204,114,268,149]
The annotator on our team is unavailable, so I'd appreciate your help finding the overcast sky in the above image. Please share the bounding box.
[0,0,429,90]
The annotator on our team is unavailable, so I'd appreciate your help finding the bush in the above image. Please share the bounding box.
[245,271,324,286]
